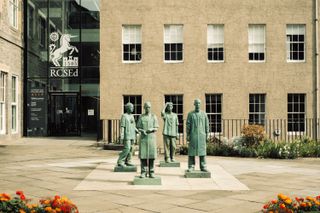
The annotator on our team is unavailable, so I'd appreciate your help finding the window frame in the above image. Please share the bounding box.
[248,94,266,126]
[11,75,18,133]
[205,94,223,134]
[287,93,306,133]
[8,0,19,29]
[122,25,142,64]
[0,72,7,135]
[207,24,225,63]
[248,24,266,63]
[27,1,35,39]
[38,11,47,48]
[286,24,306,63]
[163,24,184,63]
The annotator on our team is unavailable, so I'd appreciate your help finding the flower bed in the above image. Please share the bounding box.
[262,194,320,213]
[0,191,78,213]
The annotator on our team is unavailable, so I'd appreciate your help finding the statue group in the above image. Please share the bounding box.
[116,99,210,180]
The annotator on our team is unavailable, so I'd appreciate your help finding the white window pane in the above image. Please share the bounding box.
[208,25,224,45]
[287,24,305,35]
[164,25,183,43]
[123,25,141,44]
[249,44,264,53]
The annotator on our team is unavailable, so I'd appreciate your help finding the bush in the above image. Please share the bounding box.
[238,146,257,157]
[207,142,237,156]
[179,137,320,159]
[0,191,79,213]
[241,124,266,147]
[262,194,320,213]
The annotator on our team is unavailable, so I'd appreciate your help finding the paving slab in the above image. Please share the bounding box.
[74,158,249,191]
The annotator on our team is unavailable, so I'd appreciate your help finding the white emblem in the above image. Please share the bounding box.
[49,32,79,67]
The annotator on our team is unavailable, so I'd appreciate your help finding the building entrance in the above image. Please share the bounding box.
[49,93,80,136]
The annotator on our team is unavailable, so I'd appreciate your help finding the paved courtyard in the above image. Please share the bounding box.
[0,138,319,212]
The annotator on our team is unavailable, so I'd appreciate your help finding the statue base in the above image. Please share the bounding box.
[159,161,180,167]
[133,176,162,185]
[184,170,211,178]
[114,165,137,172]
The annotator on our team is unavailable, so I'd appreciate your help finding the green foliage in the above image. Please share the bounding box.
[241,124,266,147]
[179,136,320,159]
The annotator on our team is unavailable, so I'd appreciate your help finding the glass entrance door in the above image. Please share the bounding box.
[50,93,80,136]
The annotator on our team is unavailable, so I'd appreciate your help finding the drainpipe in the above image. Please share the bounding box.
[315,0,319,140]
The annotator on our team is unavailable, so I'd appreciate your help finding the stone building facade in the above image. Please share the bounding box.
[0,0,23,140]
[100,0,320,143]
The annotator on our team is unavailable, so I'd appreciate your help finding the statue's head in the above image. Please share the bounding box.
[166,102,173,113]
[194,99,201,112]
[125,103,134,113]
[144,102,152,114]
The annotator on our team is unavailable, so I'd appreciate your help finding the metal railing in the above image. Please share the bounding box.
[101,118,320,144]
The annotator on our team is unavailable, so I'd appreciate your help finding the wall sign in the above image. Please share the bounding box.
[49,32,79,78]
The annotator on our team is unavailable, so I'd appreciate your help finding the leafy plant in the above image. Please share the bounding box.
[241,124,266,147]
[262,194,320,213]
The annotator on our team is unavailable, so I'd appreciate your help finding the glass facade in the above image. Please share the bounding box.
[25,0,100,137]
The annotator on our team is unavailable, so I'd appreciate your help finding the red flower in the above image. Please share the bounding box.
[20,194,26,200]
[280,203,286,209]
[16,191,26,200]
[55,195,61,200]
[16,191,23,196]
[271,199,277,204]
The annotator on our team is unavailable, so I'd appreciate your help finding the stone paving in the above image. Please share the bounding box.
[0,138,320,212]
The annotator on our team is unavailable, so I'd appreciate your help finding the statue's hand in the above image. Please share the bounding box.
[142,130,147,135]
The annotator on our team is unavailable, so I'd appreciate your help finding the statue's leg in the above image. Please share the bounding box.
[163,135,170,162]
[125,140,134,166]
[200,156,208,172]
[140,159,147,178]
[170,136,177,162]
[148,159,155,178]
[117,140,130,166]
[188,156,195,172]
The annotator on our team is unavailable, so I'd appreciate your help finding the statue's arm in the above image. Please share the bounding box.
[161,103,168,118]
[186,113,191,142]
[205,113,209,140]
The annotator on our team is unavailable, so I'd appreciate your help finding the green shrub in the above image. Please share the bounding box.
[241,124,266,147]
[238,146,257,157]
[206,142,236,156]
[179,145,188,155]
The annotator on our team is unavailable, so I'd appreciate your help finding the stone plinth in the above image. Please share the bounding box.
[114,165,137,172]
[159,161,180,167]
[133,176,162,185]
[185,170,211,178]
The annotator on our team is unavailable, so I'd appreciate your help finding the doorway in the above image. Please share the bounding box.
[49,93,80,136]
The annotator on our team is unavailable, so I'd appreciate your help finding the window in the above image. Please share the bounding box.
[288,94,305,132]
[164,95,183,133]
[249,94,266,125]
[27,3,35,38]
[11,76,18,133]
[39,15,47,47]
[164,25,183,62]
[207,25,224,62]
[8,0,18,28]
[123,95,142,122]
[286,24,305,62]
[122,25,142,62]
[0,72,7,134]
[248,24,265,61]
[205,94,222,133]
